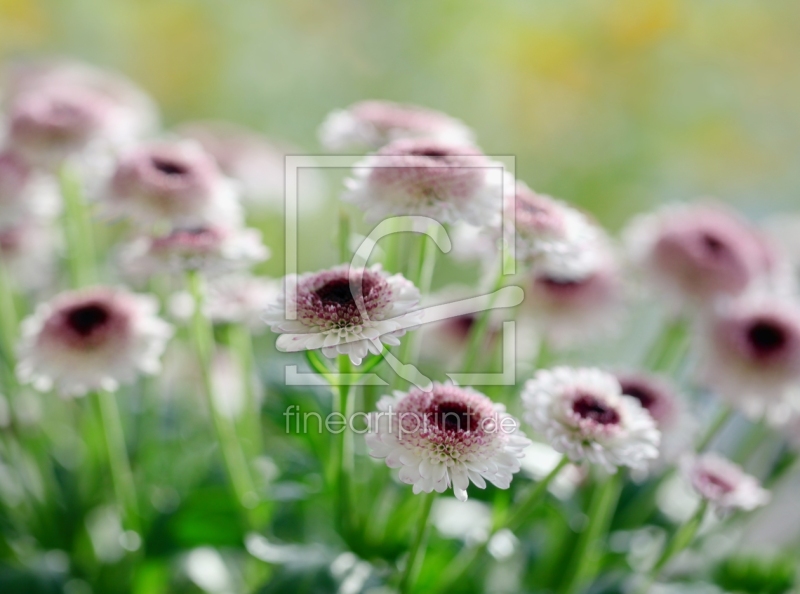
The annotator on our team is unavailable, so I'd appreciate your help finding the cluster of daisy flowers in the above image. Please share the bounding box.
[3,56,800,593]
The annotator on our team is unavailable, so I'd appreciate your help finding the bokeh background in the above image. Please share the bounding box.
[3,0,799,229]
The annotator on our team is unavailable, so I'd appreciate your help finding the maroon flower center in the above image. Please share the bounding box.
[430,401,477,432]
[618,380,657,411]
[151,157,190,177]
[66,303,111,337]
[701,232,727,256]
[703,472,735,495]
[746,320,787,357]
[315,278,357,307]
[572,395,620,425]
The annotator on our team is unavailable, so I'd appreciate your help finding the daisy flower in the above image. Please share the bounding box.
[342,138,504,226]
[523,248,626,349]
[175,120,326,211]
[522,367,660,472]
[365,383,530,501]
[615,371,694,465]
[101,140,242,229]
[319,100,474,152]
[695,294,800,424]
[119,225,268,278]
[682,453,770,517]
[503,181,602,276]
[17,287,173,396]
[205,274,280,331]
[4,61,156,170]
[0,151,60,226]
[263,264,422,365]
[623,203,776,308]
[0,220,59,291]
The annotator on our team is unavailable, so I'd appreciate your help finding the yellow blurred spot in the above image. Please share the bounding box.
[0,0,50,53]
[604,0,679,49]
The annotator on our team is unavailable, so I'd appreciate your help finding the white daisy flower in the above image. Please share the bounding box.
[365,383,531,501]
[623,203,776,308]
[523,248,626,349]
[695,294,800,424]
[682,453,770,517]
[0,151,61,226]
[3,60,156,170]
[205,274,280,331]
[0,220,59,291]
[17,287,173,396]
[522,367,660,473]
[175,120,326,211]
[119,225,268,278]
[101,140,242,230]
[263,264,422,365]
[319,100,474,152]
[503,180,602,277]
[615,371,695,465]
[342,138,504,227]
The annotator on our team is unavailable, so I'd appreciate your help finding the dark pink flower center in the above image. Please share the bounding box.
[618,380,657,411]
[66,303,111,337]
[430,401,477,432]
[703,472,736,495]
[151,156,190,177]
[572,395,620,425]
[746,319,787,357]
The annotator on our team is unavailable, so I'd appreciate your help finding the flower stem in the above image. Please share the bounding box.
[638,501,708,593]
[398,491,436,594]
[187,270,258,524]
[0,261,19,374]
[433,456,570,593]
[335,355,354,538]
[59,165,96,288]
[94,390,141,539]
[227,324,263,457]
[560,473,623,594]
[461,262,508,372]
[393,231,437,388]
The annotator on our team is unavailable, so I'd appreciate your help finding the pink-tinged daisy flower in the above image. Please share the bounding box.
[175,120,325,211]
[682,453,770,517]
[263,264,422,365]
[17,287,173,396]
[4,61,156,170]
[0,220,59,291]
[0,151,60,226]
[624,203,776,308]
[319,100,474,152]
[101,140,242,229]
[503,181,602,276]
[119,225,268,278]
[205,274,280,332]
[523,249,626,349]
[343,138,503,226]
[522,367,660,472]
[615,371,694,465]
[365,384,530,501]
[695,295,800,424]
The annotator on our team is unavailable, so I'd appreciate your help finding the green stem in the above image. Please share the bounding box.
[560,474,623,594]
[461,266,506,372]
[59,165,96,288]
[187,271,258,524]
[393,232,437,388]
[0,261,18,363]
[696,407,733,452]
[434,456,569,593]
[639,501,707,593]
[94,390,141,538]
[228,324,263,457]
[338,208,351,264]
[335,355,354,537]
[398,491,436,594]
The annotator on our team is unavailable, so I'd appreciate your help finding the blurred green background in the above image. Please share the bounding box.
[2,0,799,228]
